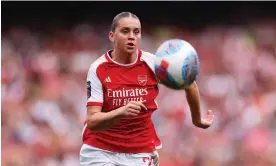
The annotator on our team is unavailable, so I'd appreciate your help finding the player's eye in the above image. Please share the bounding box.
[122,29,129,33]
[134,30,140,34]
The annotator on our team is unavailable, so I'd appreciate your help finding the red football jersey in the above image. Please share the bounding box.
[82,49,162,153]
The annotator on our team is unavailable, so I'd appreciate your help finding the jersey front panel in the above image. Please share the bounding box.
[83,50,161,153]
[100,59,158,112]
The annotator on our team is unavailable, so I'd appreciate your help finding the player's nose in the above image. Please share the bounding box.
[128,32,135,40]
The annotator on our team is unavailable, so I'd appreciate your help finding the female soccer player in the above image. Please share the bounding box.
[80,12,214,166]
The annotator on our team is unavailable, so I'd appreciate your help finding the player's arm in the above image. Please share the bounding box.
[87,106,124,131]
[185,81,214,129]
[87,101,147,131]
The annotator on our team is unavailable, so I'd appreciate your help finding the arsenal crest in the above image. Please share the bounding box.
[137,75,147,86]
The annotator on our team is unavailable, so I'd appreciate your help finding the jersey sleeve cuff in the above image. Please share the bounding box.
[86,102,103,107]
[155,144,162,149]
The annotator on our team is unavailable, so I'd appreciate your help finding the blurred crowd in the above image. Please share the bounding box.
[2,20,276,166]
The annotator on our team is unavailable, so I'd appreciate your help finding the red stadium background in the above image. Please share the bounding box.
[2,2,276,166]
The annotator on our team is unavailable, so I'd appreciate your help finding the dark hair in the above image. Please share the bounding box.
[110,12,139,32]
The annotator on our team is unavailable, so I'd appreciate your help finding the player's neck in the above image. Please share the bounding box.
[111,49,137,64]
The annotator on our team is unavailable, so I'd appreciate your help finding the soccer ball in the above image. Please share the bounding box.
[154,39,200,89]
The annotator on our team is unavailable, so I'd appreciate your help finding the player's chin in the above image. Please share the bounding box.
[124,46,137,54]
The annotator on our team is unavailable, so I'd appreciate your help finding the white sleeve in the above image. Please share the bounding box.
[141,51,156,74]
[141,51,162,85]
[86,65,103,106]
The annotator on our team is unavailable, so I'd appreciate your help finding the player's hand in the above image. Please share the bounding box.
[119,101,147,117]
[196,110,214,129]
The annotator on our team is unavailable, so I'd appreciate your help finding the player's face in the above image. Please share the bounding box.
[110,17,141,54]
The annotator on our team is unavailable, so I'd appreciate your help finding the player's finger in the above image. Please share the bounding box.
[129,104,142,110]
[128,108,141,115]
[138,103,147,111]
[206,110,214,121]
[128,112,139,116]
[207,110,213,114]
[129,101,141,104]
[133,102,147,111]
[129,101,147,111]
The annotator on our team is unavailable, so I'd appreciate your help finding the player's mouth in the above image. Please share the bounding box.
[126,43,135,49]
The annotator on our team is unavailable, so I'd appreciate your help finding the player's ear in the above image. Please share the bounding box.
[109,31,114,42]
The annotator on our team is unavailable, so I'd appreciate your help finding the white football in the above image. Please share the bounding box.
[154,39,200,89]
